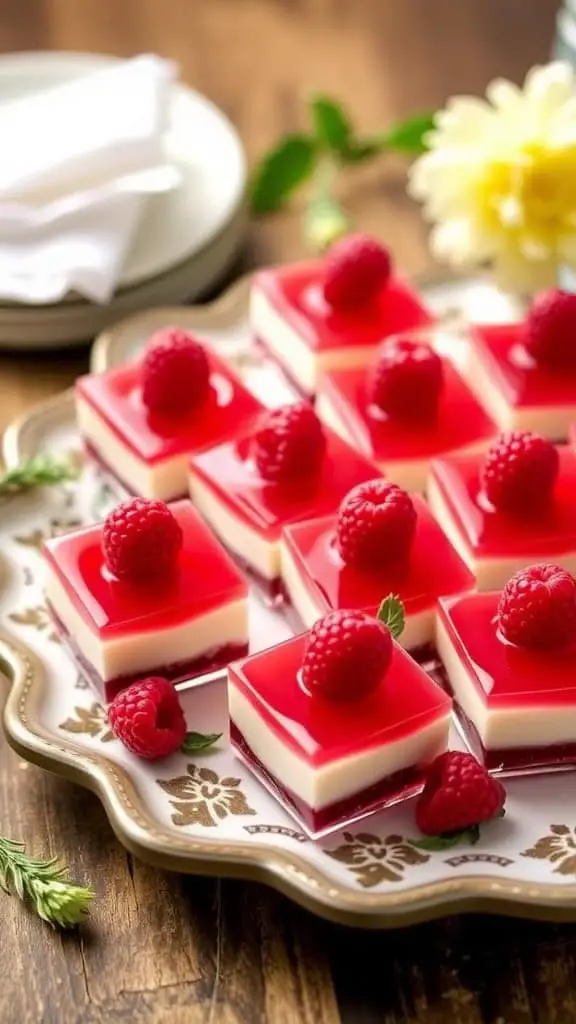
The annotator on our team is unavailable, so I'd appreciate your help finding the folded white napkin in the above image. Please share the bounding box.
[0,54,181,305]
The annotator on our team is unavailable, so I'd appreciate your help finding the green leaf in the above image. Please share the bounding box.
[181,731,222,755]
[310,95,352,154]
[250,134,317,214]
[0,454,80,496]
[411,825,481,852]
[0,836,94,928]
[338,139,381,164]
[377,594,405,640]
[379,112,436,155]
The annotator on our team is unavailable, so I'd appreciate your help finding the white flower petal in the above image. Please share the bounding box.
[486,78,523,113]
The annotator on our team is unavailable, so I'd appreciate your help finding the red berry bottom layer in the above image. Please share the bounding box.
[48,601,248,702]
[230,720,426,838]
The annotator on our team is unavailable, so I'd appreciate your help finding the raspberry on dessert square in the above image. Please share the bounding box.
[228,619,452,837]
[188,403,382,598]
[251,242,433,396]
[437,566,576,774]
[43,499,249,702]
[281,487,475,651]
[428,437,576,591]
[76,329,264,501]
[316,338,498,492]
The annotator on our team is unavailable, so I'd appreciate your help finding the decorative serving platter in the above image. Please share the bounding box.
[4,273,576,928]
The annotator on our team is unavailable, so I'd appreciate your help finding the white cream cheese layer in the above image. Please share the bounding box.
[46,566,247,683]
[229,681,450,809]
[76,396,188,501]
[436,614,576,750]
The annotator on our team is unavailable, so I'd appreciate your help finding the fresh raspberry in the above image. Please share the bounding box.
[525,289,576,369]
[108,677,187,761]
[252,402,326,483]
[497,563,576,650]
[416,751,506,836]
[368,336,444,421]
[336,479,417,568]
[103,498,183,581]
[323,234,391,310]
[301,609,392,701]
[481,430,559,512]
[142,328,210,415]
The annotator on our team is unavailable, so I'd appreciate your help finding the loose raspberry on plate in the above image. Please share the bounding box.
[368,336,444,421]
[108,677,187,760]
[497,563,576,650]
[415,751,506,839]
[525,289,576,369]
[336,479,417,568]
[103,497,183,581]
[481,430,559,512]
[323,234,391,310]
[252,401,326,483]
[142,328,211,415]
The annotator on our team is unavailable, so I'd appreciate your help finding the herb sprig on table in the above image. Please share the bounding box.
[250,94,434,249]
[0,454,81,496]
[0,836,94,928]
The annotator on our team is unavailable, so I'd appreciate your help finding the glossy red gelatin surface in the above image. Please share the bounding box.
[282,496,475,619]
[229,634,451,766]
[190,427,382,542]
[431,445,576,559]
[254,261,433,354]
[43,500,248,638]
[318,359,497,464]
[471,323,576,410]
[76,350,263,464]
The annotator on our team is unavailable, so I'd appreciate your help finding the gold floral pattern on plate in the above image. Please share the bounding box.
[9,602,60,643]
[59,703,115,743]
[243,824,308,843]
[158,764,257,828]
[324,832,429,889]
[13,517,83,551]
[522,825,576,875]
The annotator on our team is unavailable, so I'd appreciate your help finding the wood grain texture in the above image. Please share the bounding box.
[0,1,570,1021]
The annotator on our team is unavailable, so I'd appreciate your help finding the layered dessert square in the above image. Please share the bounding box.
[43,499,249,701]
[76,328,264,501]
[251,242,432,396]
[281,488,475,651]
[228,612,452,837]
[428,436,576,590]
[188,402,381,597]
[316,337,497,491]
[437,568,576,773]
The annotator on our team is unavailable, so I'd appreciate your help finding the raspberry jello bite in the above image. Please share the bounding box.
[43,498,249,701]
[76,328,264,501]
[437,564,576,774]
[428,431,576,590]
[188,402,381,599]
[281,479,474,652]
[228,603,452,837]
[464,290,576,439]
[316,334,498,491]
[251,234,433,396]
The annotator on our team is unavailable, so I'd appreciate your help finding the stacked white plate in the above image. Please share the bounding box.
[0,52,247,349]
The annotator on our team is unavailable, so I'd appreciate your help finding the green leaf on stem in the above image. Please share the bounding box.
[379,112,436,154]
[411,825,481,852]
[250,134,317,213]
[0,454,81,496]
[0,836,94,928]
[377,594,405,640]
[304,194,350,252]
[181,731,222,755]
[310,94,353,154]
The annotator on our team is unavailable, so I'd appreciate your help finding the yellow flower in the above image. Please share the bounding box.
[408,62,576,293]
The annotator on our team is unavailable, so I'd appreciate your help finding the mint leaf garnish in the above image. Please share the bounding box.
[181,731,222,755]
[310,95,353,155]
[250,134,316,214]
[377,594,405,639]
[411,824,480,852]
[379,112,435,154]
[0,454,80,495]
[0,836,94,928]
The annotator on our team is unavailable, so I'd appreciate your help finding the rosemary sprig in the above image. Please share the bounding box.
[0,836,94,928]
[0,454,80,496]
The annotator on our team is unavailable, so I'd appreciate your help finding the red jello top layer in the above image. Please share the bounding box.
[439,592,576,710]
[254,261,433,353]
[431,445,576,559]
[317,359,497,464]
[229,634,451,766]
[76,351,264,464]
[190,427,382,541]
[471,324,576,409]
[282,497,474,617]
[43,500,247,638]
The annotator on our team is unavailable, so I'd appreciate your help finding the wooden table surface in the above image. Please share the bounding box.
[1,1,573,1022]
